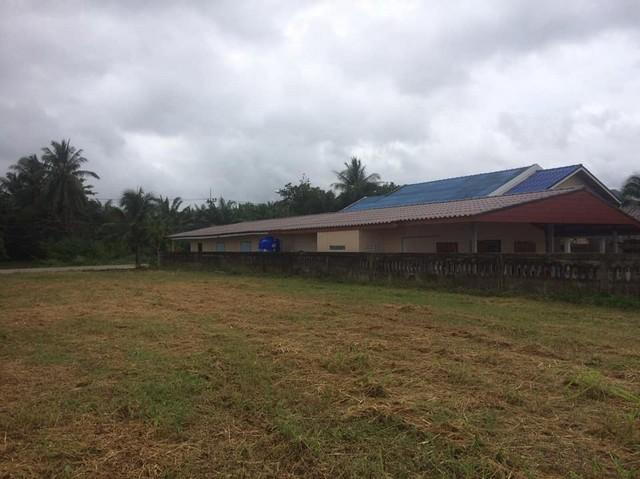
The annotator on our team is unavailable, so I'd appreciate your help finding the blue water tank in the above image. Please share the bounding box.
[258,236,280,252]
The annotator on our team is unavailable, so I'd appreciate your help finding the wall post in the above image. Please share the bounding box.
[471,223,478,253]
[599,237,606,254]
[546,224,555,253]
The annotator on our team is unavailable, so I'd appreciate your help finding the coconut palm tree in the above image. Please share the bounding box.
[332,157,381,206]
[119,188,155,267]
[155,196,183,224]
[216,197,238,224]
[0,155,46,206]
[41,139,99,231]
[148,196,183,265]
[622,174,640,205]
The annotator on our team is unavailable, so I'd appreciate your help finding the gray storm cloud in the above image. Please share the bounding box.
[1,0,639,204]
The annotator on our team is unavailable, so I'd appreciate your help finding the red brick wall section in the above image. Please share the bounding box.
[475,190,640,226]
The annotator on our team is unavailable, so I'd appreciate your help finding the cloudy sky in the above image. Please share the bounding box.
[1,1,640,204]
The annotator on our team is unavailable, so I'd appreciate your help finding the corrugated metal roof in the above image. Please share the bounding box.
[343,166,531,212]
[170,188,576,239]
[341,196,385,211]
[623,204,640,222]
[507,165,581,194]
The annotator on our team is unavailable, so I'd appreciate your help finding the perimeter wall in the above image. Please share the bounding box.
[162,252,640,297]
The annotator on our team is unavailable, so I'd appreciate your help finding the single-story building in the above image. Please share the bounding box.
[169,164,640,254]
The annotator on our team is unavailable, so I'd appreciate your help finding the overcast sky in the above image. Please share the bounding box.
[1,1,640,204]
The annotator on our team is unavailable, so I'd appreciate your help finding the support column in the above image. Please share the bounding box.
[546,224,555,253]
[599,237,606,254]
[612,231,619,254]
[471,223,478,253]
[563,238,572,254]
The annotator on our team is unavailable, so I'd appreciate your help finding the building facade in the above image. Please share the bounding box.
[171,164,640,254]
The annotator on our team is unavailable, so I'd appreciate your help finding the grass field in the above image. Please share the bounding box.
[1,270,639,478]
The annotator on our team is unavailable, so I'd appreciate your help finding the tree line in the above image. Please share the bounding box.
[1,139,638,265]
[0,140,395,264]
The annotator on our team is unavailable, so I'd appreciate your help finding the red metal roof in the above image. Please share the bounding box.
[477,190,640,225]
[170,188,638,239]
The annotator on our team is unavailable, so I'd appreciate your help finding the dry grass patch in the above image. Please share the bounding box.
[0,270,639,478]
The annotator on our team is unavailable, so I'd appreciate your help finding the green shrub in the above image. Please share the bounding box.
[40,237,132,265]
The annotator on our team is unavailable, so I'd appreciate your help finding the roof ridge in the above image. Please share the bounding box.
[537,164,582,172]
[397,165,532,189]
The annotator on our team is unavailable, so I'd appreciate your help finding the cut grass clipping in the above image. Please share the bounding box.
[566,369,640,405]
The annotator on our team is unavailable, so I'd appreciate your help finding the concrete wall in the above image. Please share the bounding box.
[187,223,546,254]
[280,233,317,252]
[189,235,263,253]
[164,252,640,297]
[359,228,385,252]
[477,223,546,253]
[317,230,360,252]
[358,222,546,254]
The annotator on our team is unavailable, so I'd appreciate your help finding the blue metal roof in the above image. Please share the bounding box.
[343,166,530,212]
[507,165,581,194]
[342,196,385,211]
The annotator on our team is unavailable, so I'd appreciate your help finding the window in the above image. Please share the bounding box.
[436,242,458,253]
[197,242,203,253]
[215,242,225,252]
[514,241,536,253]
[478,240,501,253]
[329,245,346,251]
[240,241,252,252]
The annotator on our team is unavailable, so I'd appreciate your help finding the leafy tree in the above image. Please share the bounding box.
[234,201,282,221]
[332,157,381,208]
[41,139,99,232]
[622,174,640,205]
[119,188,155,266]
[0,155,50,258]
[277,175,337,215]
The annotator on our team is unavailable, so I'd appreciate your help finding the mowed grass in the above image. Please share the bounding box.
[0,271,639,478]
